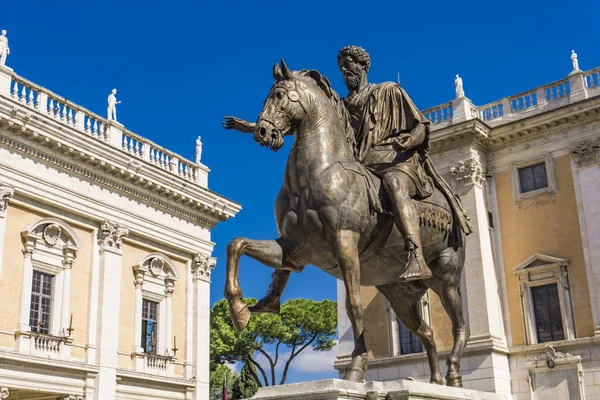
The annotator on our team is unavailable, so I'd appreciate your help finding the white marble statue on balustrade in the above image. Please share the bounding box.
[0,30,10,67]
[455,74,464,98]
[107,88,121,122]
[571,50,580,72]
[195,136,203,164]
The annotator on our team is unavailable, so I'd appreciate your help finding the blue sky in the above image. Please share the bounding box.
[3,0,600,384]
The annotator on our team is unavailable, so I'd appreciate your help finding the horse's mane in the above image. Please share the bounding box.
[297,70,358,158]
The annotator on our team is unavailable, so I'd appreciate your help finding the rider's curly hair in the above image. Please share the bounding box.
[337,45,371,72]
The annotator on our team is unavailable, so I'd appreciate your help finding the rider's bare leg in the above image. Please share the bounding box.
[382,173,432,282]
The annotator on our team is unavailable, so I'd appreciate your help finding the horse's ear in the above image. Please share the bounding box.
[273,63,283,80]
[280,59,293,78]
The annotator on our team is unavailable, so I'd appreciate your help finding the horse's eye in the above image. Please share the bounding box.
[276,92,284,100]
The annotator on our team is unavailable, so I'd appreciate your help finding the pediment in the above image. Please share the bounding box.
[513,253,569,275]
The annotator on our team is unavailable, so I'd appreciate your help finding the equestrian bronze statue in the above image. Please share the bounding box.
[222,46,473,387]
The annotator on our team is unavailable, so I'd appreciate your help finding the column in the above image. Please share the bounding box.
[94,220,129,400]
[185,260,194,379]
[132,269,144,354]
[86,229,100,364]
[450,149,507,346]
[192,253,215,400]
[571,138,600,335]
[0,183,15,279]
[164,278,174,354]
[61,247,76,334]
[17,236,36,332]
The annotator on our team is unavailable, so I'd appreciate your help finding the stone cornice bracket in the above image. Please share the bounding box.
[98,220,129,254]
[571,137,600,168]
[450,152,486,188]
[0,183,15,218]
[0,387,8,399]
[192,253,216,282]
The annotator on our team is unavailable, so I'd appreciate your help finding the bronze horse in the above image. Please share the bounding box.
[223,61,469,386]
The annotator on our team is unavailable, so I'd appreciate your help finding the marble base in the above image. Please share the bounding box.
[250,379,511,400]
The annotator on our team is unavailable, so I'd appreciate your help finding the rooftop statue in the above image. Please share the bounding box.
[455,74,464,98]
[107,88,121,122]
[0,30,10,67]
[223,47,472,387]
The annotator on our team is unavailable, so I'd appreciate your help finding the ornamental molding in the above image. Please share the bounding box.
[192,253,216,281]
[99,220,129,253]
[0,388,7,399]
[571,136,600,168]
[0,110,240,226]
[0,183,14,216]
[526,345,582,370]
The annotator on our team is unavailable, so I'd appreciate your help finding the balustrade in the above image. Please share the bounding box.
[32,333,63,354]
[585,68,600,89]
[479,101,504,122]
[146,354,169,371]
[544,78,570,101]
[4,74,201,186]
[423,102,453,125]
[509,90,538,113]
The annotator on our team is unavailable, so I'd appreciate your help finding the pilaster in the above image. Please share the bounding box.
[570,137,600,335]
[0,183,14,279]
[94,220,129,400]
[192,253,215,400]
[450,148,506,347]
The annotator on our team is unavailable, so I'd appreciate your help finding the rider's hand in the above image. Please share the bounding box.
[392,133,415,153]
[222,116,255,133]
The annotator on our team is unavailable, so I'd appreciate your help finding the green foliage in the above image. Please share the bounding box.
[209,364,235,400]
[210,298,337,387]
[232,362,259,399]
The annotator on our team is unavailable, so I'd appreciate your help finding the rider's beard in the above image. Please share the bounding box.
[344,72,360,91]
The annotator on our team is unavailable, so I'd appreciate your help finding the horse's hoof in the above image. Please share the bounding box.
[248,296,281,315]
[430,375,443,385]
[343,368,365,382]
[446,375,463,388]
[229,301,251,332]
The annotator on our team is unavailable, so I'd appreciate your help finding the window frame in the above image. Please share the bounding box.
[510,154,557,204]
[513,254,575,345]
[388,292,431,357]
[29,270,54,334]
[141,298,159,355]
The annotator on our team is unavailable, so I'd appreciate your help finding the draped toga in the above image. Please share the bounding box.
[343,82,473,247]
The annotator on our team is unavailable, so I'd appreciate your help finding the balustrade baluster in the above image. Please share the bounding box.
[67,108,73,125]
[11,81,19,99]
[47,99,54,116]
[85,117,91,134]
[27,88,34,107]
[61,104,67,122]
[20,85,27,103]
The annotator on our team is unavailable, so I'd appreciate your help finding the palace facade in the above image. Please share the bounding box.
[0,48,240,398]
[336,56,600,400]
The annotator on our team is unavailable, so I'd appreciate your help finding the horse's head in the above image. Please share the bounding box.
[254,60,314,151]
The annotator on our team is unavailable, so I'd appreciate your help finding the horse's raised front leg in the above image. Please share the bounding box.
[334,229,368,382]
[224,237,303,332]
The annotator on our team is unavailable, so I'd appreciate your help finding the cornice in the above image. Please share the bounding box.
[0,351,98,376]
[0,97,241,225]
[429,97,600,155]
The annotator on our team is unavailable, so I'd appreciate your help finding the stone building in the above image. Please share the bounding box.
[336,55,600,400]
[0,48,240,398]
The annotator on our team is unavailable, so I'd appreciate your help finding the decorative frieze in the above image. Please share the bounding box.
[571,137,600,168]
[98,220,129,253]
[192,253,216,281]
[0,183,14,217]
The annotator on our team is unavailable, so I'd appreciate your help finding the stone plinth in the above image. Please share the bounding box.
[250,379,511,400]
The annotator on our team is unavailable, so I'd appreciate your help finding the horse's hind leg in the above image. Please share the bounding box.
[377,282,443,385]
[431,249,469,387]
[224,237,303,332]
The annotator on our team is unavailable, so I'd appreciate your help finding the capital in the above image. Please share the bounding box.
[451,156,486,188]
[571,137,600,168]
[192,252,216,281]
[98,220,129,253]
[0,183,15,217]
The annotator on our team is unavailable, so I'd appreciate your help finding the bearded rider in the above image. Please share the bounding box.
[223,46,472,313]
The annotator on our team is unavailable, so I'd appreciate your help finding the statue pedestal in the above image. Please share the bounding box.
[250,379,511,400]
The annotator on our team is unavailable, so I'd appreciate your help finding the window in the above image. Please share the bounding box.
[510,155,557,207]
[29,271,53,334]
[513,254,575,345]
[398,317,423,355]
[142,299,159,354]
[531,284,565,343]
[389,293,430,356]
[518,163,548,193]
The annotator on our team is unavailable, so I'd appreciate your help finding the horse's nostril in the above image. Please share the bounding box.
[271,130,278,138]
[259,127,267,137]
